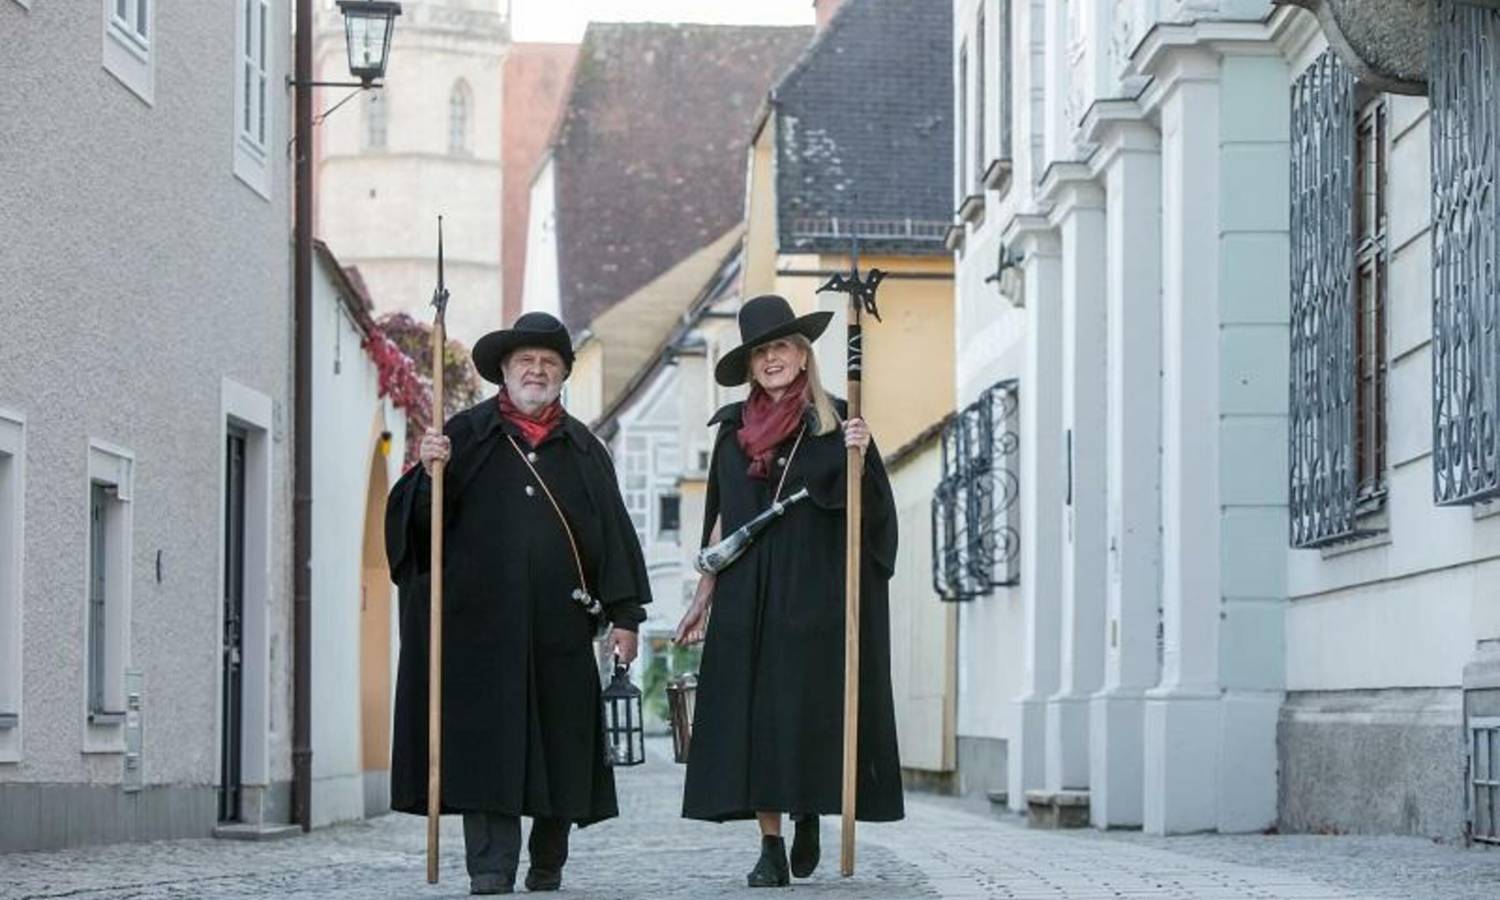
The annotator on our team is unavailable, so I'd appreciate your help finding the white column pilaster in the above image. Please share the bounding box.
[1005,215,1064,813]
[1041,167,1108,794]
[1212,49,1291,835]
[1087,108,1162,829]
[1143,44,1223,836]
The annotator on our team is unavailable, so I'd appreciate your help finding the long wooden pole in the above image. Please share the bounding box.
[840,271,864,878]
[427,218,449,884]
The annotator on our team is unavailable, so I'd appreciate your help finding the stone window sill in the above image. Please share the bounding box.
[957,194,985,226]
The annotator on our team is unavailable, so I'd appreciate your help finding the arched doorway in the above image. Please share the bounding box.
[359,440,393,817]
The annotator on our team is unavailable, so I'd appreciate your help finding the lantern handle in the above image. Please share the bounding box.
[613,653,630,679]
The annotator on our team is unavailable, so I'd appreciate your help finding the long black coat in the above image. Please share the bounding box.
[385,399,651,824]
[681,401,904,822]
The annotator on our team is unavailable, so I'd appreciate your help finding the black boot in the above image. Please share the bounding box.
[746,835,791,888]
[789,815,820,878]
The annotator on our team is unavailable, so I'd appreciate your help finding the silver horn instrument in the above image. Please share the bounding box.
[695,487,811,575]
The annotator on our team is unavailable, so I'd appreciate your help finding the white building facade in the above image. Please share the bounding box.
[947,0,1500,840]
[0,0,295,849]
[308,244,409,828]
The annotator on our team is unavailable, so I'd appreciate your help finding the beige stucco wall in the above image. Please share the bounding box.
[565,339,605,425]
[888,441,958,773]
[766,254,956,455]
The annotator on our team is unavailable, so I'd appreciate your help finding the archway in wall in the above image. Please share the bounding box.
[359,439,393,817]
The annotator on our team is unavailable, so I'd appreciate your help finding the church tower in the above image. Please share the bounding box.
[314,0,510,349]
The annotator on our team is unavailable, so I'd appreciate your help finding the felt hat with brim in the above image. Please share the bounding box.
[714,294,833,387]
[471,312,576,385]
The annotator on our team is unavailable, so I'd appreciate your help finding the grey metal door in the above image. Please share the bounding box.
[219,430,247,823]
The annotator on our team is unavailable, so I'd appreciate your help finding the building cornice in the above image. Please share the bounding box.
[1001,211,1060,257]
[1080,99,1158,176]
[319,152,502,168]
[1131,20,1278,80]
[1039,161,1103,218]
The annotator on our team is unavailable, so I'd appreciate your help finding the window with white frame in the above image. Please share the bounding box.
[956,42,969,208]
[84,441,133,749]
[985,0,1015,191]
[233,0,272,198]
[623,433,649,537]
[449,80,471,156]
[102,0,155,105]
[0,412,24,762]
[974,6,986,189]
[364,91,388,151]
[658,494,681,537]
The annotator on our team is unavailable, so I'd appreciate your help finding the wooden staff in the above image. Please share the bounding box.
[819,240,884,878]
[841,289,863,877]
[427,217,450,884]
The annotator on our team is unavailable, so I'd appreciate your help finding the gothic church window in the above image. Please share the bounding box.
[449,79,471,156]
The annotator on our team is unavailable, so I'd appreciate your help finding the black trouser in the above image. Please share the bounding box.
[461,812,571,878]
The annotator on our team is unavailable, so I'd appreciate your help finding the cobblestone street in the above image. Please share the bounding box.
[2,741,1496,899]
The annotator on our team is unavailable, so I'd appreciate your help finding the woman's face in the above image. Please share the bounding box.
[749,338,807,395]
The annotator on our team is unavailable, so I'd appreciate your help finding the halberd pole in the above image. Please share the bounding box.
[817,240,884,877]
[426,217,450,884]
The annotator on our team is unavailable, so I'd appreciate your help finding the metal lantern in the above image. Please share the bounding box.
[336,1,403,86]
[665,673,697,764]
[602,661,645,767]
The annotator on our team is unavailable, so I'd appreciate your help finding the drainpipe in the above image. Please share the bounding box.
[291,0,314,833]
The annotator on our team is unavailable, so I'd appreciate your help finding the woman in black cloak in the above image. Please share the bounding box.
[676,294,904,888]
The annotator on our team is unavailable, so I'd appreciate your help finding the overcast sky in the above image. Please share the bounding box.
[509,0,815,43]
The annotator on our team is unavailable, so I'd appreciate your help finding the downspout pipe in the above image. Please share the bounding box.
[292,0,314,833]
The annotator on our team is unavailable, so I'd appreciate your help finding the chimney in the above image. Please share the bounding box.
[813,0,844,32]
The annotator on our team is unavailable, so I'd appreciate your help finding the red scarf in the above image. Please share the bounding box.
[736,372,810,479]
[497,387,565,447]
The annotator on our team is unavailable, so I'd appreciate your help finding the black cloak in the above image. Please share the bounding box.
[681,401,904,822]
[384,399,651,825]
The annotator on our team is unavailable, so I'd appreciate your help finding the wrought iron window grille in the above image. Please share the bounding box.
[1431,0,1500,506]
[931,379,1020,601]
[1289,49,1386,548]
[1353,95,1390,511]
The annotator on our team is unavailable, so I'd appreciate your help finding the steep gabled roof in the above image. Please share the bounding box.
[594,237,746,440]
[773,0,952,256]
[551,22,812,332]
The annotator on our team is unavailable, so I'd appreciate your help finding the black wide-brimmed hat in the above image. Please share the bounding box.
[714,294,834,387]
[471,311,576,385]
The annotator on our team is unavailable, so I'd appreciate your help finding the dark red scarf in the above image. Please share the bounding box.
[497,387,565,447]
[736,372,810,479]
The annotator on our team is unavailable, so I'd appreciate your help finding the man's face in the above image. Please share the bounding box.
[502,347,566,410]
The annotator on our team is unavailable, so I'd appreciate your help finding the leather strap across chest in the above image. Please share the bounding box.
[506,435,591,596]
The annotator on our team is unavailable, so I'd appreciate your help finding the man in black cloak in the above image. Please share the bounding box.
[384,312,652,895]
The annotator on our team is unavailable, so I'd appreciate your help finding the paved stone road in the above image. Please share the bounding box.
[3,740,1497,899]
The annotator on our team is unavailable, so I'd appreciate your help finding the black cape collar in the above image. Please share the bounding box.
[706,400,820,433]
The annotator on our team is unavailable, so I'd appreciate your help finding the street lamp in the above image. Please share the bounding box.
[286,0,401,836]
[337,1,402,87]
